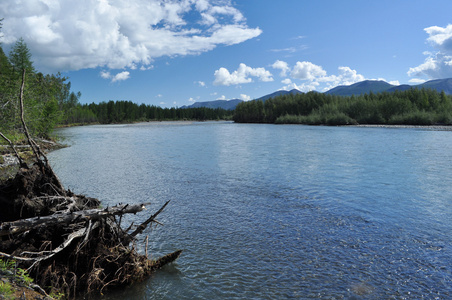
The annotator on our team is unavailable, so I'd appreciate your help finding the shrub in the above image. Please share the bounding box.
[389,111,435,125]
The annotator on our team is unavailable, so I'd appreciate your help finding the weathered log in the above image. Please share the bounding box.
[0,202,150,237]
[151,249,183,270]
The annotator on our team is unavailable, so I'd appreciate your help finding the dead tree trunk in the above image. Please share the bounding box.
[0,202,151,237]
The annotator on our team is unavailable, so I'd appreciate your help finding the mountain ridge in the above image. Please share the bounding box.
[183,78,452,110]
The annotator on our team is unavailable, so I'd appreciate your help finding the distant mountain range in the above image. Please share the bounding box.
[181,99,243,110]
[183,78,452,110]
[325,78,452,96]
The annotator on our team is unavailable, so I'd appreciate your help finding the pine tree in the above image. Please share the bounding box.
[9,37,35,73]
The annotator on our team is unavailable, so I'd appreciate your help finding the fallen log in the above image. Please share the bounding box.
[0,202,150,237]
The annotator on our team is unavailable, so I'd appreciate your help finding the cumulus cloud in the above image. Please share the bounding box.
[290,61,327,80]
[272,60,290,77]
[279,78,318,93]
[319,66,365,87]
[240,94,251,101]
[99,70,130,82]
[100,71,111,80]
[0,0,261,73]
[408,24,452,79]
[213,63,273,86]
[425,24,452,51]
[272,60,366,92]
[281,78,292,85]
[111,71,130,82]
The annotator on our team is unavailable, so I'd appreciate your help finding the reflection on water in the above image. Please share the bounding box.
[49,122,452,299]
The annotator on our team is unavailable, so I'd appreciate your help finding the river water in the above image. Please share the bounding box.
[48,122,452,299]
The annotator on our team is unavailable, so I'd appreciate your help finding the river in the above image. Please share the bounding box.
[48,122,452,299]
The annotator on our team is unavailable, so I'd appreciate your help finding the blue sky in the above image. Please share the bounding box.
[2,0,452,107]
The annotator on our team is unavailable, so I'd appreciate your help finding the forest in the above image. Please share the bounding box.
[233,88,452,126]
[0,35,232,141]
[79,101,232,124]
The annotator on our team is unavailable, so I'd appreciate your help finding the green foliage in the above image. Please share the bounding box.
[388,111,436,125]
[9,37,34,73]
[0,258,15,270]
[49,290,65,300]
[0,259,35,299]
[0,282,14,299]
[0,39,83,138]
[235,88,452,126]
[0,259,33,285]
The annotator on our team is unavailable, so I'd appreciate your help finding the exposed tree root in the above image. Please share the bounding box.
[0,166,181,298]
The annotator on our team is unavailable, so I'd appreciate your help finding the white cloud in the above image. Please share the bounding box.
[99,70,130,82]
[273,61,367,92]
[407,53,452,78]
[408,24,452,79]
[216,95,227,100]
[272,60,290,77]
[270,47,297,53]
[319,66,365,87]
[389,80,400,86]
[280,80,317,93]
[0,0,261,73]
[409,78,426,84]
[140,65,154,71]
[100,71,111,79]
[213,63,273,86]
[240,94,251,101]
[188,97,196,103]
[112,71,130,82]
[196,81,206,87]
[281,78,292,84]
[291,61,326,80]
[425,24,452,51]
[270,45,307,53]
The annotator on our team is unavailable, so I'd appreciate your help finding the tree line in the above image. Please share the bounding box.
[233,88,452,126]
[79,101,232,124]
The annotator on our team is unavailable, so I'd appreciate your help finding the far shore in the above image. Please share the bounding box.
[352,124,452,131]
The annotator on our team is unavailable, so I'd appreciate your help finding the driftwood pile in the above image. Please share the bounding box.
[0,163,181,297]
[0,70,181,298]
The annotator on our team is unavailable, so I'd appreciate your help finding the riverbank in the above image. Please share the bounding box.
[354,124,452,130]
